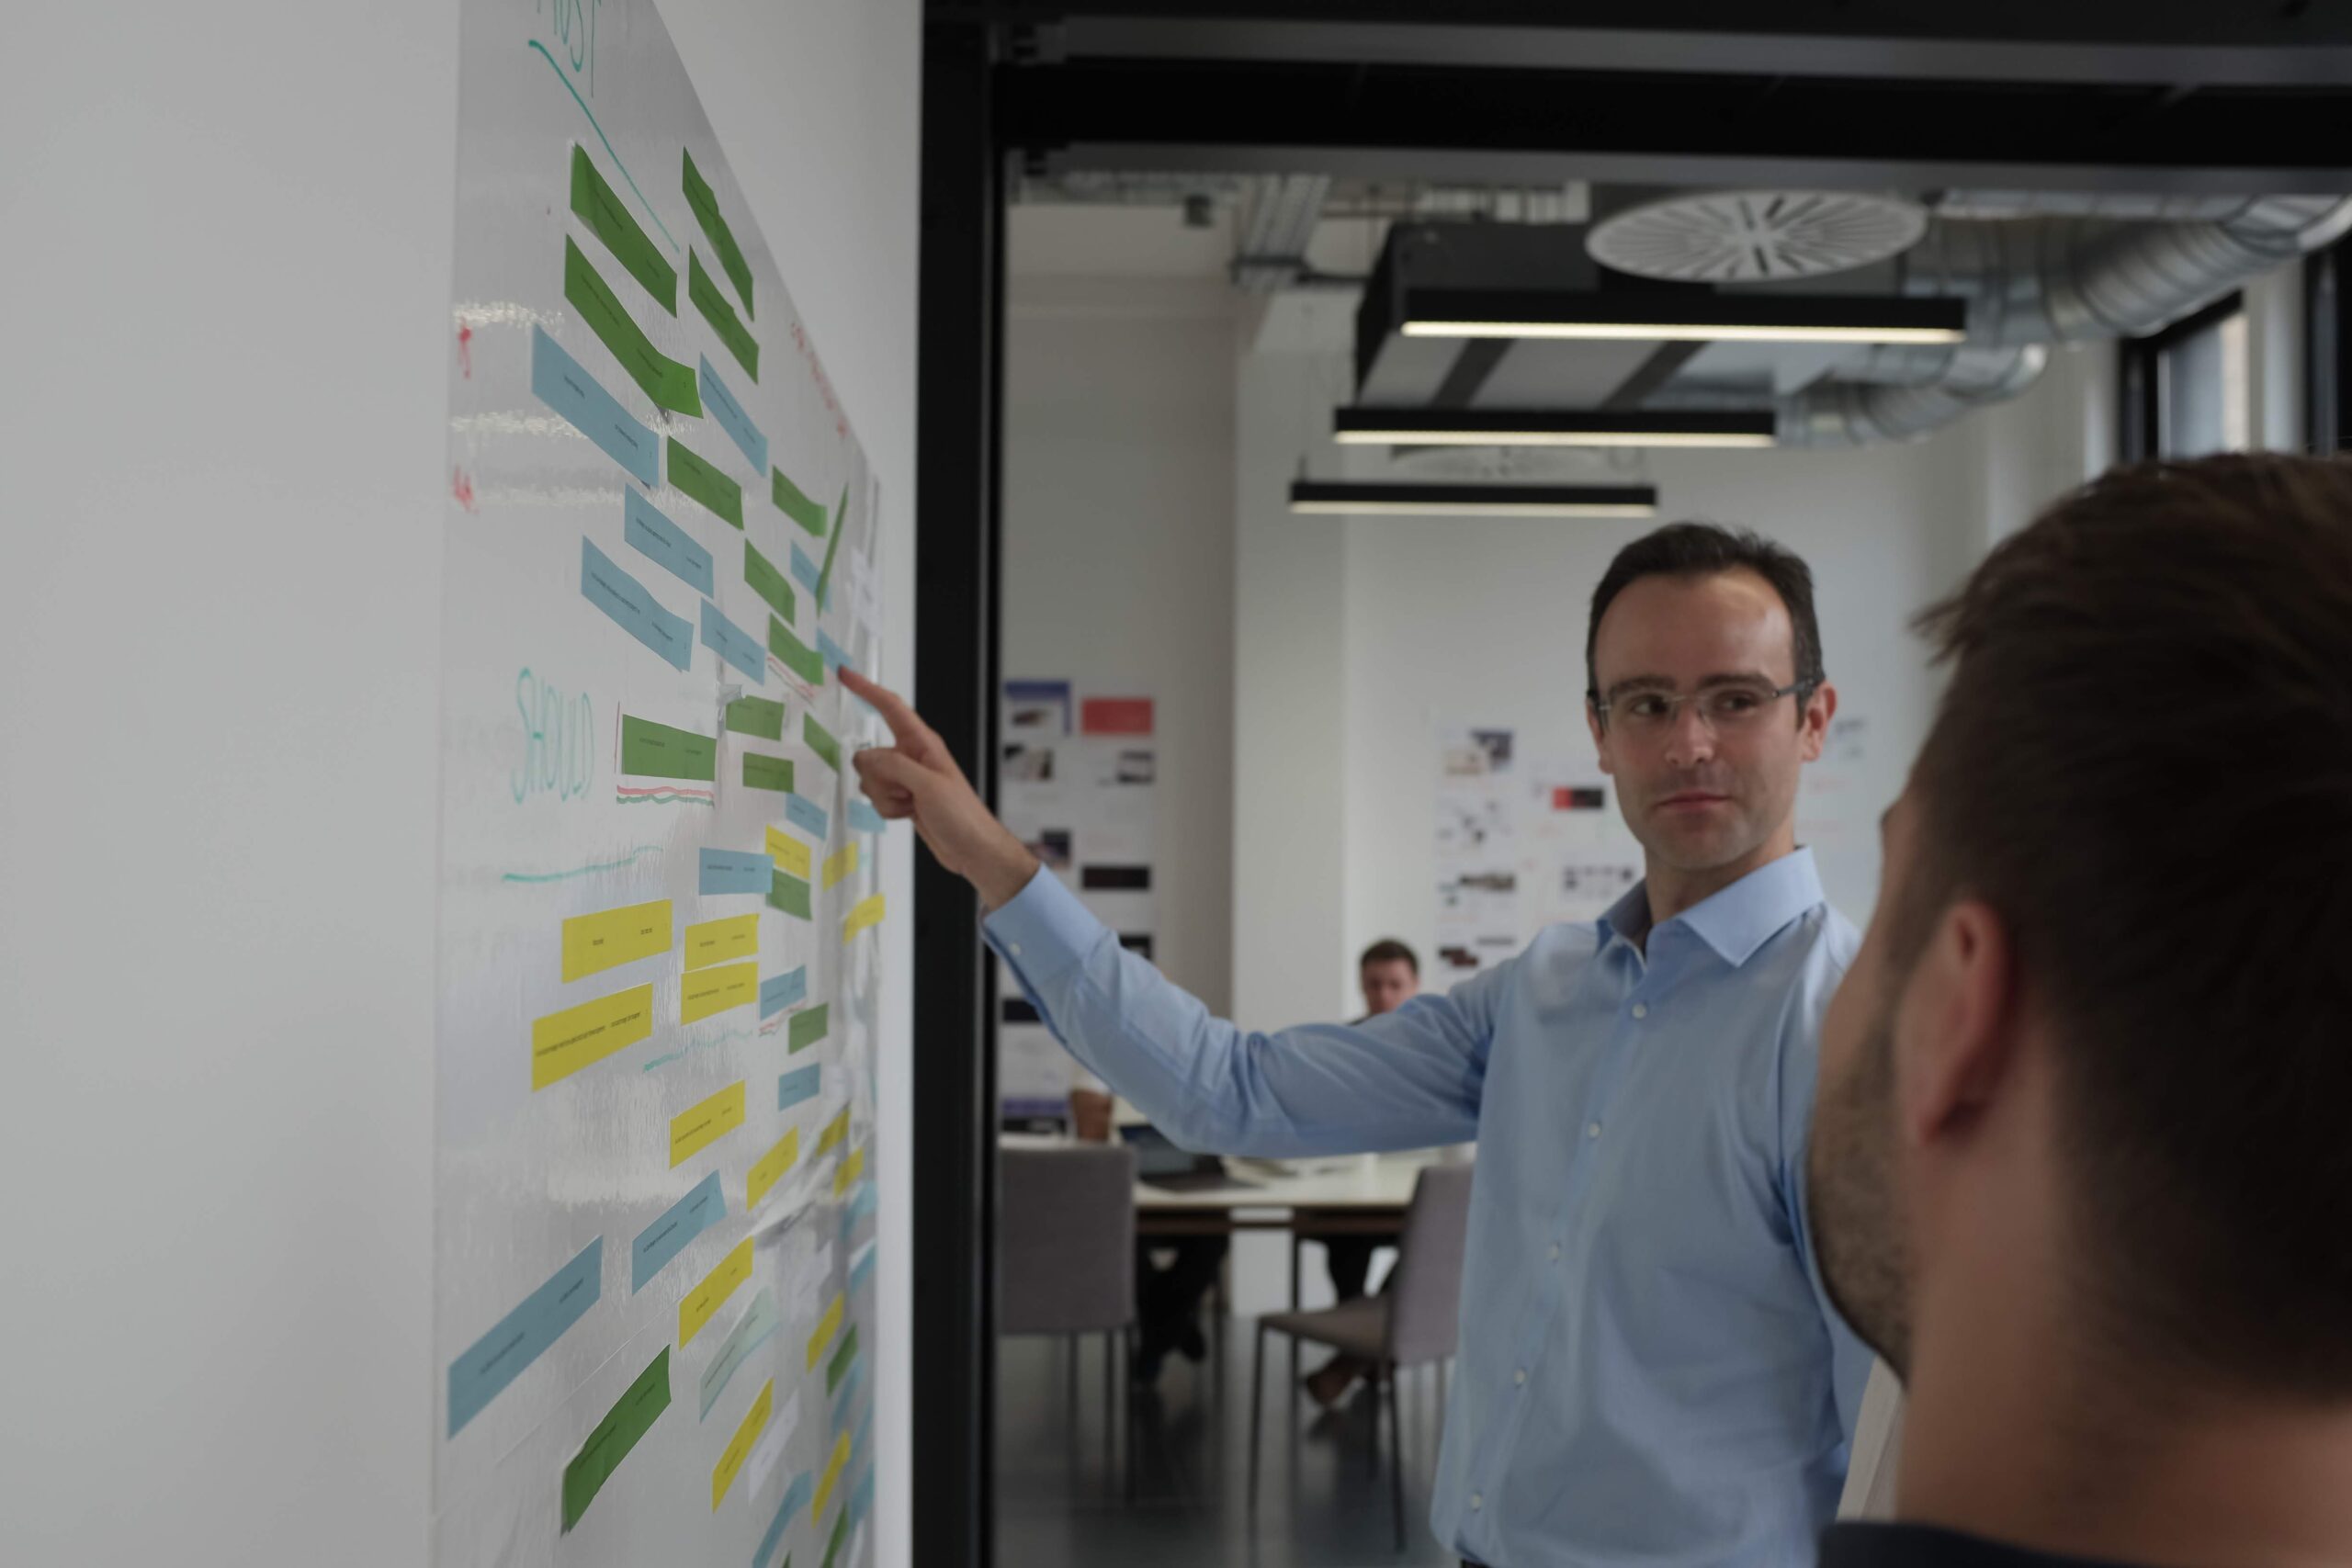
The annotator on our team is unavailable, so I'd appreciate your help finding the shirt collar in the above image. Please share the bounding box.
[1597,847,1826,969]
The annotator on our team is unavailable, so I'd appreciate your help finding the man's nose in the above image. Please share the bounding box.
[1662,702,1717,766]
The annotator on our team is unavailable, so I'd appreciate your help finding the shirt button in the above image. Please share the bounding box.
[1631,1002,1648,1020]
[1513,1368,1528,1386]
[1470,1492,1485,1511]
[1547,1243,1561,1261]
[1586,1121,1602,1140]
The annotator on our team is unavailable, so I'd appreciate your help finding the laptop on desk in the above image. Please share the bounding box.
[1119,1124,1261,1193]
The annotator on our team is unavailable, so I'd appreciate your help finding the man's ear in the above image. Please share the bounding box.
[1895,898,2018,1147]
[1587,698,1614,776]
[1798,680,1838,763]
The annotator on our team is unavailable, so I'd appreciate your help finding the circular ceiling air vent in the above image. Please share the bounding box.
[1587,190,1928,282]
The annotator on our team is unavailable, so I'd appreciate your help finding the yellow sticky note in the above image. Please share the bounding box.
[811,1430,852,1520]
[560,898,672,982]
[815,1106,851,1156]
[805,1292,845,1371]
[670,1081,746,1168]
[821,842,859,891]
[764,825,812,880]
[747,1127,800,1210]
[680,1237,754,1346]
[683,913,759,971]
[711,1378,774,1510]
[681,961,758,1024]
[832,1143,865,1198]
[842,894,886,941]
[531,984,654,1089]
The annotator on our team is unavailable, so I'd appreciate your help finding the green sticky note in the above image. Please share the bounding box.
[564,238,698,414]
[561,1348,671,1532]
[743,752,794,793]
[769,617,824,687]
[788,1003,829,1055]
[666,436,743,527]
[688,249,760,381]
[813,484,850,610]
[820,1507,849,1568]
[769,871,812,919]
[682,149,754,320]
[744,540,796,623]
[620,715,717,781]
[803,714,840,773]
[726,695,786,741]
[771,467,828,538]
[571,144,676,312]
[826,1326,858,1394]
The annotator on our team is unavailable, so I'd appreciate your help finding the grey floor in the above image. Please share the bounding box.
[996,1323,1458,1568]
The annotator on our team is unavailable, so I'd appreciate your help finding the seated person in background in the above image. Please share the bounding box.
[1069,1066,1227,1386]
[1808,454,2352,1568]
[1301,939,1419,1408]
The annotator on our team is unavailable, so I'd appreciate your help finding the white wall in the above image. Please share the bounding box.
[1001,265,1239,1011]
[0,5,918,1565]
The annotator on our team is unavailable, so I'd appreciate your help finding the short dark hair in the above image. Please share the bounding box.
[1584,522,1826,706]
[1903,453,2352,1396]
[1360,939,1418,975]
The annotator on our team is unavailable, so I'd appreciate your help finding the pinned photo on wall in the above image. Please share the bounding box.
[1002,743,1055,784]
[1003,679,1072,737]
[1080,696,1153,737]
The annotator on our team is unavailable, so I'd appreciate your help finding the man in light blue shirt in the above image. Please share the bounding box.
[842,522,1872,1566]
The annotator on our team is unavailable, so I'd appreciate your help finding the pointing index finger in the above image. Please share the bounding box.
[840,668,936,754]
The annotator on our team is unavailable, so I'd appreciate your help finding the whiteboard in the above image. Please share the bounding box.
[435,5,886,1566]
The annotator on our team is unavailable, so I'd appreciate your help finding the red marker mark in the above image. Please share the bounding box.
[457,318,474,378]
[452,466,477,512]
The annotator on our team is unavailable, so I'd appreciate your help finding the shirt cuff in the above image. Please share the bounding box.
[981,864,1109,989]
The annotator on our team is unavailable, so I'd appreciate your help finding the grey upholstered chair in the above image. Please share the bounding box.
[999,1143,1140,1496]
[1248,1161,1473,1550]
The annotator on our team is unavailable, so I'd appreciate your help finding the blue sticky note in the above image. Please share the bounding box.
[761,966,808,1021]
[697,1287,782,1418]
[815,628,854,672]
[852,1405,872,1478]
[849,1464,874,1530]
[848,1241,875,1298]
[777,1062,820,1111]
[581,538,691,671]
[847,801,885,836]
[698,599,766,684]
[531,325,658,486]
[831,1359,864,1436]
[842,1179,876,1226]
[699,355,768,474]
[789,542,821,597]
[447,1236,602,1436]
[700,847,774,895]
[625,490,713,597]
[631,1171,724,1292]
[755,1470,812,1568]
[785,794,829,840]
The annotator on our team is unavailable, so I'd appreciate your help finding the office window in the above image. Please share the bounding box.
[2120,293,2248,462]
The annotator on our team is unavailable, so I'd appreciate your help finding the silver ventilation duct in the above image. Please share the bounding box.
[1777,196,2352,446]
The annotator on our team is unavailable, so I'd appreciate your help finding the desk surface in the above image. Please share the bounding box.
[1001,1134,1453,1211]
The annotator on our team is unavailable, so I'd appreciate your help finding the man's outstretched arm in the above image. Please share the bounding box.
[841,670,1490,1156]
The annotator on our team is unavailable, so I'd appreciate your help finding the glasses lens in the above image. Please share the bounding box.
[1700,684,1781,726]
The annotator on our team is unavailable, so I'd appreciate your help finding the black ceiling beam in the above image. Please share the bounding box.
[1001,60,2352,191]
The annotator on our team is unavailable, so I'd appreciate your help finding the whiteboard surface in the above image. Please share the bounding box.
[435,5,884,1564]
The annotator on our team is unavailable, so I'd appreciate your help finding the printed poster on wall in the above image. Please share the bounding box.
[434,5,883,1565]
[997,682,1157,1121]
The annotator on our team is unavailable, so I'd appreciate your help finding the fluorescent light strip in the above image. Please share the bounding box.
[1400,321,1965,344]
[1289,500,1658,517]
[1332,428,1774,449]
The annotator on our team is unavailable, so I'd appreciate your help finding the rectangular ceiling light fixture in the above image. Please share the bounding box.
[1334,407,1776,448]
[1288,480,1658,518]
[1398,288,1967,345]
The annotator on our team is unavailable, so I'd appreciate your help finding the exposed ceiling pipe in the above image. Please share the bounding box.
[1777,196,2352,446]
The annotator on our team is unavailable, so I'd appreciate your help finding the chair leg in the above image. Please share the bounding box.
[1385,1361,1407,1551]
[1124,1326,1139,1503]
[1248,1321,1268,1513]
[1102,1331,1115,1484]
[1367,1359,1383,1477]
